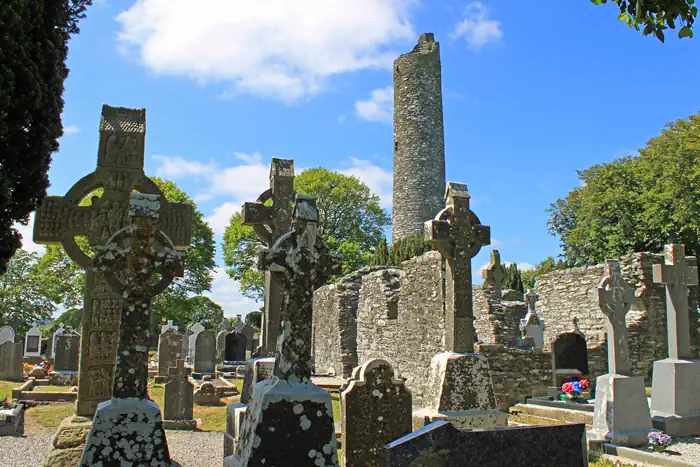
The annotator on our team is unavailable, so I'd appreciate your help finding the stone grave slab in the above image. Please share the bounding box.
[225,332,247,362]
[0,326,15,344]
[24,326,42,358]
[157,327,183,383]
[0,341,23,381]
[383,420,588,467]
[194,330,216,374]
[217,329,230,361]
[54,333,80,372]
[187,322,205,363]
[240,357,276,404]
[194,381,221,406]
[164,359,195,430]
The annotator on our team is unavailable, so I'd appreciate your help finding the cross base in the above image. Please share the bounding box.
[651,358,700,436]
[79,398,171,466]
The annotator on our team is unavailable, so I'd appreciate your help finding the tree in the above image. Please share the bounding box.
[183,296,223,330]
[591,0,696,41]
[222,169,390,301]
[369,238,390,266]
[504,263,524,293]
[521,257,571,291]
[245,310,263,329]
[549,114,700,266]
[0,250,56,334]
[0,0,93,274]
[387,234,433,266]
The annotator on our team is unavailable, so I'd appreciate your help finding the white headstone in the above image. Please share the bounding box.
[24,326,42,357]
[51,323,66,358]
[0,326,15,344]
[520,290,545,348]
[187,322,205,363]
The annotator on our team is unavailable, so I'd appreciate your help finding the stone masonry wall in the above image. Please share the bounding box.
[392,33,446,242]
[474,286,527,347]
[537,252,700,382]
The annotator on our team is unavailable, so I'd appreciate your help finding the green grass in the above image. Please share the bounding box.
[331,393,341,422]
[0,381,17,401]
[646,386,652,396]
[33,385,73,393]
[25,403,74,429]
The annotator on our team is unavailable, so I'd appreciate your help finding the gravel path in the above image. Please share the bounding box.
[634,437,700,466]
[0,431,223,467]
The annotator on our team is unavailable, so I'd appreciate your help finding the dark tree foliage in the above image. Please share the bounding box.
[0,0,92,274]
[388,234,433,266]
[504,263,525,293]
[369,238,390,266]
[245,311,262,329]
[591,0,696,41]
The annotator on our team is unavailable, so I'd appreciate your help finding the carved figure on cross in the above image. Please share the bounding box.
[653,244,699,360]
[424,182,490,353]
[598,260,636,375]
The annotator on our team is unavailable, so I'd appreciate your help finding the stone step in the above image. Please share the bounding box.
[511,403,593,426]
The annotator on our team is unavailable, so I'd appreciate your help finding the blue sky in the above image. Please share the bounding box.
[16,0,700,317]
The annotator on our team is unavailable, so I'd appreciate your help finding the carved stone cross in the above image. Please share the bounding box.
[598,260,636,374]
[653,244,699,360]
[33,105,192,416]
[241,158,295,354]
[481,250,506,298]
[259,194,341,381]
[425,182,490,353]
[525,289,539,313]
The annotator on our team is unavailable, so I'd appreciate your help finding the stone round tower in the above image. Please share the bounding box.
[392,32,446,242]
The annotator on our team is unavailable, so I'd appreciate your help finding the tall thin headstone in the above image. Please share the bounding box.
[33,105,192,417]
[227,195,342,467]
[54,332,80,372]
[79,192,190,466]
[591,260,651,446]
[194,330,216,374]
[241,158,295,354]
[650,244,700,436]
[157,327,184,381]
[520,290,545,349]
[341,359,412,467]
[187,322,205,363]
[0,341,23,381]
[416,182,505,430]
[482,250,506,298]
[163,359,195,430]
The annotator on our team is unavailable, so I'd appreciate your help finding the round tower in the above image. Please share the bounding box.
[392,32,446,242]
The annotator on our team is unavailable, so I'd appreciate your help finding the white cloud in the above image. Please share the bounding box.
[355,86,393,123]
[63,125,80,135]
[116,0,416,102]
[13,213,45,255]
[491,238,503,247]
[339,157,393,208]
[204,202,243,236]
[518,262,535,271]
[152,155,216,180]
[204,268,261,318]
[451,2,502,51]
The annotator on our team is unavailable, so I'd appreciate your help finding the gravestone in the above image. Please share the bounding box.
[519,290,545,349]
[591,260,652,447]
[50,323,66,359]
[225,332,247,362]
[194,382,221,406]
[163,359,196,430]
[24,326,42,358]
[241,158,295,354]
[217,318,231,335]
[216,329,230,361]
[650,244,700,436]
[54,333,80,372]
[0,341,23,381]
[33,105,192,417]
[240,357,276,404]
[187,322,205,363]
[160,320,177,333]
[341,359,412,467]
[194,330,216,374]
[383,420,588,467]
[0,326,14,344]
[482,250,506,298]
[227,194,342,467]
[552,331,588,385]
[417,183,504,430]
[157,327,184,382]
[79,192,191,466]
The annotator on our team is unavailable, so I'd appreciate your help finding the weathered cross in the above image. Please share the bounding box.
[525,289,539,314]
[481,250,506,298]
[167,359,192,420]
[425,182,490,353]
[259,194,342,381]
[32,105,192,416]
[653,244,698,360]
[241,158,295,354]
[598,260,636,374]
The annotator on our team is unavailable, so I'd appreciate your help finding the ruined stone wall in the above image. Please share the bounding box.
[392,33,446,242]
[474,286,527,347]
[537,252,700,382]
[357,251,445,404]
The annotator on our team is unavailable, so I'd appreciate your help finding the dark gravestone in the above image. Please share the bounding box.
[225,332,247,362]
[0,341,23,381]
[54,333,80,372]
[383,420,588,467]
[553,332,588,375]
[163,359,195,430]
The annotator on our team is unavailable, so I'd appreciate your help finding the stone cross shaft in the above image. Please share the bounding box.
[425,182,490,353]
[95,193,188,399]
[653,244,699,360]
[525,290,539,314]
[259,194,342,381]
[241,158,295,354]
[32,105,192,416]
[167,359,190,419]
[481,250,506,298]
[598,260,636,374]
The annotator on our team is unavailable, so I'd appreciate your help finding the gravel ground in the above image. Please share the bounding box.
[635,437,700,466]
[0,431,223,467]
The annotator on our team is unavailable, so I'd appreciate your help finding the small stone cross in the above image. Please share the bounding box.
[241,158,295,354]
[259,194,342,381]
[598,260,636,374]
[425,182,490,353]
[653,244,699,359]
[525,289,539,313]
[481,250,506,297]
[95,193,188,399]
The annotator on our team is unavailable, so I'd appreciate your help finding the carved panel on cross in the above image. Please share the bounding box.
[85,365,114,399]
[90,299,122,329]
[88,331,118,361]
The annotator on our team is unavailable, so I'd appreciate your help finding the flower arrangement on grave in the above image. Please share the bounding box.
[39,361,52,373]
[22,363,33,375]
[70,386,78,393]
[648,431,672,452]
[0,397,17,420]
[559,378,589,401]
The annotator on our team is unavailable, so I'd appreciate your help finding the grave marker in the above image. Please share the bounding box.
[54,332,80,372]
[520,290,545,349]
[481,250,506,298]
[157,327,184,381]
[24,326,42,358]
[163,359,195,430]
[0,341,23,381]
[0,326,14,344]
[194,330,216,374]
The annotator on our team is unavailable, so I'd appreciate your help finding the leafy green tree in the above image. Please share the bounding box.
[245,311,263,329]
[387,234,433,265]
[549,114,700,266]
[504,263,525,293]
[222,169,390,301]
[521,257,569,291]
[591,0,696,41]
[183,296,224,330]
[0,250,56,334]
[370,238,390,266]
[1,0,93,274]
